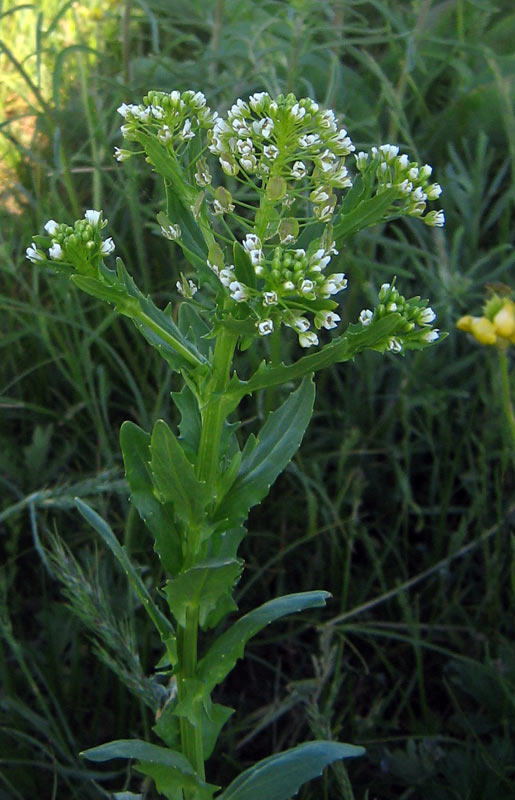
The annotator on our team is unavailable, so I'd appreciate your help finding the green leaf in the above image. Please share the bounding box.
[333,187,401,242]
[136,295,207,370]
[150,419,209,526]
[171,383,203,457]
[81,739,218,800]
[215,376,315,527]
[75,499,175,641]
[136,762,218,800]
[231,315,404,397]
[198,591,330,694]
[164,558,242,629]
[154,699,234,760]
[233,241,256,289]
[120,421,182,574]
[178,302,212,358]
[81,739,193,770]
[218,740,365,800]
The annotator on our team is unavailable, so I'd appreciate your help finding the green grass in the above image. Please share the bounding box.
[1,1,514,798]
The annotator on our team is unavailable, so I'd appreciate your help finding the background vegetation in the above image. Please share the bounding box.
[1,1,514,798]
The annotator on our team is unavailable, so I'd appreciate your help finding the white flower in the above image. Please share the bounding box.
[408,167,419,180]
[157,125,171,143]
[26,243,44,262]
[290,102,306,121]
[282,280,295,291]
[176,278,198,297]
[421,328,439,343]
[379,144,400,162]
[424,210,445,227]
[207,260,219,275]
[317,149,336,172]
[418,307,436,324]
[249,249,263,267]
[315,310,341,330]
[355,151,369,170]
[49,242,63,260]
[419,164,433,179]
[229,281,249,302]
[85,209,102,225]
[161,223,181,240]
[412,186,427,202]
[258,319,274,336]
[249,91,269,110]
[292,161,307,179]
[310,249,331,271]
[263,291,278,306]
[388,337,403,353]
[219,156,239,176]
[241,154,257,172]
[242,233,261,251]
[219,268,235,287]
[298,133,320,148]
[299,331,319,348]
[150,104,165,119]
[181,119,195,140]
[299,279,314,295]
[321,273,347,296]
[114,147,131,162]
[359,309,373,326]
[387,302,398,312]
[44,219,59,235]
[397,153,409,169]
[117,102,139,118]
[263,144,279,161]
[101,237,115,255]
[291,316,310,333]
[426,183,442,200]
[134,106,151,123]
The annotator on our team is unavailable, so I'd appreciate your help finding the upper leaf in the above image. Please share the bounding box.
[217,740,365,800]
[164,558,243,629]
[150,419,210,527]
[120,421,182,574]
[197,591,330,694]
[214,376,315,528]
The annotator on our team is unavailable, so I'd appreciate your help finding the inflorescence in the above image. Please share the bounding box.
[28,89,443,352]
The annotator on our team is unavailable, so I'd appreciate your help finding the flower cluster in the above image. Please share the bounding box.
[457,293,515,347]
[209,234,345,347]
[208,92,355,214]
[359,281,439,353]
[116,90,218,160]
[26,210,115,271]
[355,144,444,227]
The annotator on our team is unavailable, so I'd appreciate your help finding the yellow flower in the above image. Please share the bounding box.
[493,303,515,339]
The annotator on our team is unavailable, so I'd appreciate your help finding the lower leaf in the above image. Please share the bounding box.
[218,740,365,800]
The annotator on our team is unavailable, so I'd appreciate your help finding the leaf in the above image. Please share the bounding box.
[164,558,243,629]
[154,699,234,760]
[136,295,206,369]
[178,302,212,358]
[215,376,315,527]
[150,419,209,526]
[75,499,174,641]
[136,763,218,800]
[230,315,404,397]
[120,421,182,574]
[217,740,365,800]
[81,739,218,800]
[171,383,203,457]
[333,188,401,242]
[198,591,331,694]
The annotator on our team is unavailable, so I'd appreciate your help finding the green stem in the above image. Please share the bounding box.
[177,606,205,784]
[177,324,238,789]
[196,324,239,488]
[498,348,515,460]
[134,308,204,368]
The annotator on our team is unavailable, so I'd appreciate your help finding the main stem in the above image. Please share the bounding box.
[178,323,238,789]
